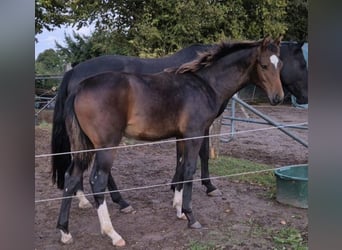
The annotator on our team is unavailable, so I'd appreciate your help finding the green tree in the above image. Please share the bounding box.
[69,0,146,32]
[35,49,64,74]
[242,0,288,39]
[55,31,94,66]
[284,0,308,41]
[56,30,135,66]
[35,49,64,90]
[129,0,288,56]
[129,0,237,57]
[221,0,247,40]
[35,0,70,35]
[36,0,307,60]
[35,0,147,35]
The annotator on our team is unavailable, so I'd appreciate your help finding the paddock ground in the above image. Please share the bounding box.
[35,103,308,249]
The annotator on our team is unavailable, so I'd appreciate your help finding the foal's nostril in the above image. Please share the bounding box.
[273,94,283,105]
[271,94,281,105]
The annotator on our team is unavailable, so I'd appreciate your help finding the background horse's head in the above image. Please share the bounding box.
[280,42,308,104]
[255,36,284,105]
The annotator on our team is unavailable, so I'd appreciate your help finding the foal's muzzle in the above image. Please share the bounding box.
[271,94,283,105]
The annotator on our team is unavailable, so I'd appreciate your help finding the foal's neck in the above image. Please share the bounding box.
[197,47,258,104]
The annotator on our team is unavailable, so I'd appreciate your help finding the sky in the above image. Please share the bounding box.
[35,25,94,59]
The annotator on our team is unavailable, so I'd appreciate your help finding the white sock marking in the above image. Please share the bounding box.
[97,200,124,246]
[173,189,185,219]
[270,55,279,69]
[60,230,73,244]
[76,190,92,208]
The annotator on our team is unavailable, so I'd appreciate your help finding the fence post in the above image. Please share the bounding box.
[209,115,223,159]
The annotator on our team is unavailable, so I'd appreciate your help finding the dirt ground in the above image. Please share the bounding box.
[35,103,308,249]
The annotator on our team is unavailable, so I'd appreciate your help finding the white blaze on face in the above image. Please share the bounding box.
[270,55,279,69]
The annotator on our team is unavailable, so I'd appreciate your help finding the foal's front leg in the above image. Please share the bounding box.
[170,140,184,192]
[199,131,222,196]
[171,141,186,220]
[171,132,221,197]
[181,139,203,229]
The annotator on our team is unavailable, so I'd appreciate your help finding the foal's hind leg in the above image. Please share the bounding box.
[74,156,94,209]
[64,161,91,209]
[90,150,125,247]
[75,175,92,209]
[107,172,134,213]
[57,162,83,244]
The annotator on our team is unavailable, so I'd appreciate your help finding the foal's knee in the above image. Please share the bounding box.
[63,172,81,195]
[184,165,196,180]
[89,170,109,207]
[90,170,109,189]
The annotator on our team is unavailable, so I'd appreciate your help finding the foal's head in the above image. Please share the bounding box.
[254,36,284,105]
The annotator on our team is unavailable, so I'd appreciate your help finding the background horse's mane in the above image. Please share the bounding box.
[169,40,261,74]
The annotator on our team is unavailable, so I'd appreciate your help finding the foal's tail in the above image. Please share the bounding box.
[51,70,93,189]
[51,69,91,189]
[64,91,94,175]
[51,70,74,189]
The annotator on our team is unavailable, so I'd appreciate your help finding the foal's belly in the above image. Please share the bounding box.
[124,118,178,141]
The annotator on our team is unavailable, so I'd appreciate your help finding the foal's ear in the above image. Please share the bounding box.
[261,35,272,48]
[274,35,283,46]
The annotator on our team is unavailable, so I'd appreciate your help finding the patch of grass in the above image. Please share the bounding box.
[272,227,308,250]
[246,219,270,238]
[121,137,138,145]
[209,156,275,190]
[188,241,216,250]
[37,120,52,129]
[186,221,307,250]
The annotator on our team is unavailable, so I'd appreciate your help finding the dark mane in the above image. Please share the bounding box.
[170,41,261,74]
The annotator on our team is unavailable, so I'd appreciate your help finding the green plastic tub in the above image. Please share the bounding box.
[274,164,308,208]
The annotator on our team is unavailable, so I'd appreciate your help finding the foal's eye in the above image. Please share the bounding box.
[260,64,267,70]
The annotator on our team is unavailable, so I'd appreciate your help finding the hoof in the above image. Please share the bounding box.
[177,213,187,220]
[78,200,92,209]
[120,205,135,214]
[207,189,222,197]
[60,231,73,244]
[113,238,126,247]
[189,221,202,229]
